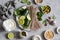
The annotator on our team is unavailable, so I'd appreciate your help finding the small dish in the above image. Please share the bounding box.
[19,31,28,38]
[32,35,42,40]
[3,19,16,31]
[44,30,54,40]
[34,0,43,4]
[57,27,60,34]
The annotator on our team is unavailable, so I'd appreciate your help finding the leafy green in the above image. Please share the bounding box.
[23,17,31,29]
[52,15,56,20]
[27,1,31,5]
[21,0,31,5]
[21,0,28,3]
[14,7,29,16]
[37,12,44,21]
[41,6,45,10]
[43,19,47,24]
[14,10,20,16]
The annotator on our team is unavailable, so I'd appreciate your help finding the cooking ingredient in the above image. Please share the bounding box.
[21,31,26,36]
[44,30,54,39]
[37,12,43,21]
[49,21,55,25]
[29,6,41,30]
[15,6,31,30]
[41,6,45,10]
[21,0,31,5]
[8,32,14,39]
[35,0,43,4]
[43,19,48,26]
[32,35,41,40]
[20,16,25,19]
[3,19,16,31]
[14,7,29,16]
[52,15,56,20]
[20,31,27,38]
[21,0,28,3]
[27,1,31,5]
[18,19,25,25]
[23,17,31,29]
[43,5,51,14]
[27,14,31,20]
[47,18,56,25]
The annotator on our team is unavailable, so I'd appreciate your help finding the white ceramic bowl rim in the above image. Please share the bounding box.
[44,30,54,40]
[57,27,60,34]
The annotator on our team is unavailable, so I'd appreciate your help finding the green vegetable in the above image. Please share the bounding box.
[21,0,28,3]
[14,6,30,29]
[52,15,56,20]
[41,6,45,10]
[14,7,29,16]
[23,17,31,29]
[21,0,31,5]
[27,1,31,5]
[14,10,20,16]
[37,12,44,21]
[43,19,47,24]
[19,7,24,11]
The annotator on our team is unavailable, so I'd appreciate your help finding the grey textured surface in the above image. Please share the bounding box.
[0,0,60,40]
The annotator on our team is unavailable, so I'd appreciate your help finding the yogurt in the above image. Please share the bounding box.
[3,19,16,31]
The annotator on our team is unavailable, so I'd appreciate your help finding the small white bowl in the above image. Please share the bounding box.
[20,31,28,38]
[3,19,16,31]
[57,27,60,34]
[44,30,54,40]
[34,0,43,4]
[32,35,42,40]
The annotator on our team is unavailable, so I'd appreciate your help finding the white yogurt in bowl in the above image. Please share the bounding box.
[32,35,42,40]
[3,19,16,31]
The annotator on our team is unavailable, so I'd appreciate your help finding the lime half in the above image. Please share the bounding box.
[20,16,25,20]
[8,32,14,39]
[18,19,25,25]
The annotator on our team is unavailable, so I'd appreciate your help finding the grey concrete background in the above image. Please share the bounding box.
[0,0,60,40]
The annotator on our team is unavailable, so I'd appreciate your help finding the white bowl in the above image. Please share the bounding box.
[35,0,43,4]
[20,31,28,38]
[57,27,60,34]
[32,35,42,40]
[44,30,54,40]
[3,19,16,31]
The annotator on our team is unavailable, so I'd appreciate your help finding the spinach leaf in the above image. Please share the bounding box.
[37,12,43,21]
[21,0,28,3]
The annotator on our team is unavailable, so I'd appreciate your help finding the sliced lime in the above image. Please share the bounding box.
[8,32,14,39]
[20,16,25,19]
[18,19,25,25]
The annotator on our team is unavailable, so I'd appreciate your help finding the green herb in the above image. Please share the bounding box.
[14,7,29,16]
[21,0,31,5]
[27,1,31,5]
[43,19,48,26]
[43,19,47,24]
[21,0,28,3]
[41,6,45,10]
[14,10,20,16]
[37,12,43,21]
[52,15,56,20]
[23,17,31,29]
